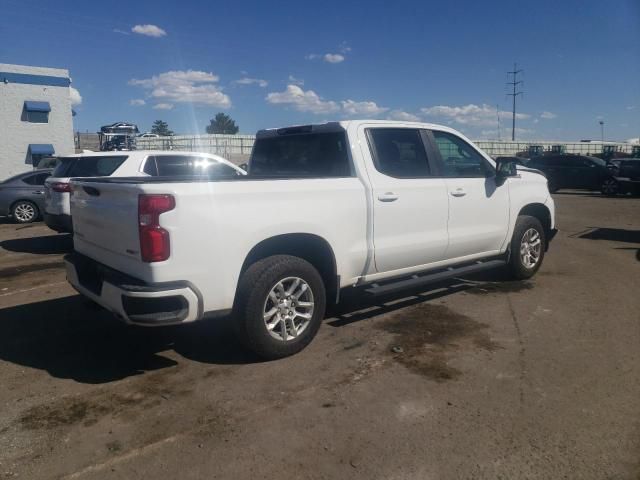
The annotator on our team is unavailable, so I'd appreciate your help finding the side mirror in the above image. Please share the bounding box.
[495,158,518,184]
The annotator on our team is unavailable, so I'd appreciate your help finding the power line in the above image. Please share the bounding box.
[506,63,523,141]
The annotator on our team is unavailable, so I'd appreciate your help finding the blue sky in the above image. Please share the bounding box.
[2,0,638,141]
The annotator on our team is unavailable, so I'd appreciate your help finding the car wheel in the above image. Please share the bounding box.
[508,215,546,280]
[234,255,326,359]
[601,178,619,196]
[11,200,39,224]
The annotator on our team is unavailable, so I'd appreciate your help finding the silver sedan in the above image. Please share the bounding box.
[0,169,52,223]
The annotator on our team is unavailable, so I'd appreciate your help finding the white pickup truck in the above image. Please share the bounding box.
[66,120,556,359]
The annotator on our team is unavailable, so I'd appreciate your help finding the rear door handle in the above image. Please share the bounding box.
[32,191,44,195]
[377,192,399,202]
[450,188,467,197]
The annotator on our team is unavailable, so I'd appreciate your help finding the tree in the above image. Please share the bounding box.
[206,113,239,134]
[150,120,174,136]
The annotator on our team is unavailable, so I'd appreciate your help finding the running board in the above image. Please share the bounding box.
[364,259,506,296]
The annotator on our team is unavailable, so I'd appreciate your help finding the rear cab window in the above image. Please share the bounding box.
[250,129,352,177]
[143,155,240,178]
[52,156,127,177]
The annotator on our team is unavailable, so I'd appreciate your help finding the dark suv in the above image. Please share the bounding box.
[609,159,640,195]
[527,154,617,195]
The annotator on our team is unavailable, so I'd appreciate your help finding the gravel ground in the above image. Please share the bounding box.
[0,191,638,480]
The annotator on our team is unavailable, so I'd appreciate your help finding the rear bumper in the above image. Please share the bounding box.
[65,252,205,326]
[45,213,73,233]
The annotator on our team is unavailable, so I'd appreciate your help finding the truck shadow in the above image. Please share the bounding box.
[0,295,252,384]
[0,234,73,255]
[0,269,524,384]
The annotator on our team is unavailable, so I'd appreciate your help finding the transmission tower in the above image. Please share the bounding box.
[506,63,523,141]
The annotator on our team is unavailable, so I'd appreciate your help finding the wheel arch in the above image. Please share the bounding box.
[518,203,552,249]
[239,233,339,305]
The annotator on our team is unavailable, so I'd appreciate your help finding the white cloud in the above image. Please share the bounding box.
[129,70,231,109]
[338,41,352,54]
[306,44,350,63]
[540,111,557,120]
[69,87,82,106]
[266,85,339,114]
[234,77,268,87]
[129,98,146,106]
[421,103,529,128]
[341,99,388,116]
[113,28,130,35]
[323,53,345,64]
[153,103,174,110]
[288,75,304,86]
[388,110,421,122]
[131,24,167,37]
[627,106,636,111]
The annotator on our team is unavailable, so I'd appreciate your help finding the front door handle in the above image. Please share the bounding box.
[450,188,467,197]
[32,190,44,195]
[377,192,399,202]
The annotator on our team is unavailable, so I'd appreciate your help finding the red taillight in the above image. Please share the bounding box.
[51,182,71,193]
[138,194,175,262]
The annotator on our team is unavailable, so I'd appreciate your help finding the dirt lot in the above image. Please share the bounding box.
[0,192,638,480]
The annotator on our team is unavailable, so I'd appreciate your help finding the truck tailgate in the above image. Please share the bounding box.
[71,180,142,264]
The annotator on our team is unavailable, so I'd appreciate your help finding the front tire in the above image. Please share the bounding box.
[233,255,326,360]
[508,215,546,280]
[12,200,39,224]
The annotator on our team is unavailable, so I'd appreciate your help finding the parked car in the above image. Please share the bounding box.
[65,121,556,359]
[526,154,617,194]
[609,158,640,195]
[44,151,245,233]
[0,169,52,223]
[138,133,160,138]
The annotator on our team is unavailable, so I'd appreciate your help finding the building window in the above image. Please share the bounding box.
[23,101,51,123]
[28,144,55,166]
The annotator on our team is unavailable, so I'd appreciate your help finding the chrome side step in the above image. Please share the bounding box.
[364,259,507,296]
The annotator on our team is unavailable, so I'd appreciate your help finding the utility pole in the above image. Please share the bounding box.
[506,63,523,141]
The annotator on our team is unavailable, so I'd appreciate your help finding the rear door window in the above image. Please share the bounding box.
[22,172,51,185]
[144,155,240,177]
[367,128,431,178]
[250,132,351,177]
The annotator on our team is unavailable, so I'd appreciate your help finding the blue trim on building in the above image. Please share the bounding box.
[28,144,55,155]
[1,71,70,87]
[24,101,51,112]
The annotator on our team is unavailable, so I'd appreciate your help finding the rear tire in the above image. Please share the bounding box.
[508,215,546,280]
[601,178,619,196]
[233,255,326,360]
[11,200,39,224]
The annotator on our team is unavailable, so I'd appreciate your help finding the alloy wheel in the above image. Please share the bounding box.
[263,277,315,341]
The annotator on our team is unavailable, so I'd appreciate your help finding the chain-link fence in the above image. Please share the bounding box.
[78,132,636,161]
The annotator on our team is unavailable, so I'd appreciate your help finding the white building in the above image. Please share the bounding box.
[0,63,75,179]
